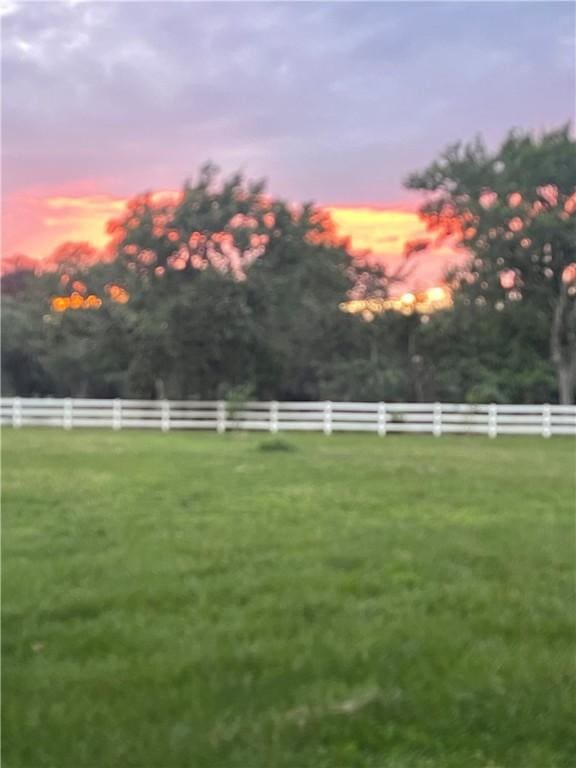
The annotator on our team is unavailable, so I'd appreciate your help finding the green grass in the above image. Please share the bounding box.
[2,429,575,768]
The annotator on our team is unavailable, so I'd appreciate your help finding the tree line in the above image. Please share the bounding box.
[2,127,575,403]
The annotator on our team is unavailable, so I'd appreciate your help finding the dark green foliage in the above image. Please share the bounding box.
[407,298,558,404]
[257,437,296,452]
[2,169,357,401]
[2,134,574,405]
[406,125,576,403]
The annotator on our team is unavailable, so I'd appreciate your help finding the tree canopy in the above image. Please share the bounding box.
[406,125,576,402]
[3,133,574,405]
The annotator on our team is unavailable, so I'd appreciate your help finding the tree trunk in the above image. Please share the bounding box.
[407,323,425,402]
[369,331,385,395]
[76,377,88,398]
[551,284,576,405]
[558,360,575,405]
[154,377,165,400]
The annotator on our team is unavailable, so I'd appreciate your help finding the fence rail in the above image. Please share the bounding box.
[2,398,575,437]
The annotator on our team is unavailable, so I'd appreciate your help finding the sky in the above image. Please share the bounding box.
[2,0,574,288]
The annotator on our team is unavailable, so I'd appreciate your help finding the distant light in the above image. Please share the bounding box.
[51,292,107,312]
[69,292,84,309]
[340,285,453,319]
[84,295,102,309]
[499,270,517,290]
[105,284,130,303]
[562,263,576,285]
[427,287,446,302]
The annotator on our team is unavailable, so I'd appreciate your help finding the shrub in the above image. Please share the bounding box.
[257,437,296,453]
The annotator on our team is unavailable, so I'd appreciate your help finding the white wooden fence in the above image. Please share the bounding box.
[1,398,575,437]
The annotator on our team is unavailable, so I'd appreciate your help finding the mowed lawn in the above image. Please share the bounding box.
[2,429,575,768]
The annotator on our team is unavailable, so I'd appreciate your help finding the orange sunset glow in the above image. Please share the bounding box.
[2,192,126,259]
[327,206,464,290]
[2,194,464,290]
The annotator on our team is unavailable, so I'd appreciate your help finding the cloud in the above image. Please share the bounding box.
[2,1,573,212]
[0,0,20,18]
[45,195,126,212]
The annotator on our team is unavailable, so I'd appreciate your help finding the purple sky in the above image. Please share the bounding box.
[1,0,574,268]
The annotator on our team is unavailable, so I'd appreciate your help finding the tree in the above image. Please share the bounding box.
[1,254,38,296]
[2,168,373,401]
[410,296,556,404]
[1,294,53,396]
[406,125,576,403]
[1,243,136,397]
[101,166,364,399]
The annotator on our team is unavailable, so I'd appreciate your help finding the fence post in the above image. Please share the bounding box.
[270,401,279,433]
[161,399,170,432]
[488,403,498,438]
[542,403,551,439]
[323,401,333,435]
[12,397,22,429]
[433,402,442,437]
[63,398,73,430]
[113,399,122,431]
[217,400,226,434]
[377,402,387,436]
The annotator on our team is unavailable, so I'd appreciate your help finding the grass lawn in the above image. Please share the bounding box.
[2,429,575,768]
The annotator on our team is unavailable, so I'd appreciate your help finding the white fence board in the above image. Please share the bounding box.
[13,408,65,417]
[225,420,271,430]
[494,415,547,424]
[166,420,218,429]
[438,404,491,414]
[494,425,544,435]
[330,402,380,412]
[439,424,493,434]
[119,402,164,410]
[19,418,67,427]
[385,403,442,412]
[2,398,575,437]
[275,421,327,431]
[167,400,220,407]
[548,426,576,435]
[62,419,115,428]
[439,414,489,424]
[330,412,381,422]
[384,422,437,433]
[168,410,217,419]
[387,414,436,423]
[498,404,565,413]
[276,402,327,411]
[328,422,378,432]
[269,411,330,422]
